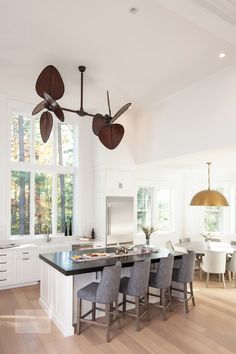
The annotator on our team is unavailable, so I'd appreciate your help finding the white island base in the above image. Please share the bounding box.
[39,260,130,337]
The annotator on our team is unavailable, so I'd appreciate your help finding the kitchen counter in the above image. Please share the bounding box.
[39,247,183,276]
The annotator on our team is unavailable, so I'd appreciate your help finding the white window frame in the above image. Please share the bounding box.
[201,187,224,235]
[7,101,78,239]
[136,187,153,232]
[136,186,173,234]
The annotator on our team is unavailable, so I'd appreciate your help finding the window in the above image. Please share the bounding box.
[156,189,171,232]
[137,188,152,231]
[137,187,172,233]
[203,189,223,233]
[10,113,77,236]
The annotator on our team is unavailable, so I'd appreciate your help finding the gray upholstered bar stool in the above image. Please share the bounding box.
[119,258,151,331]
[148,254,174,320]
[171,251,196,313]
[77,261,121,342]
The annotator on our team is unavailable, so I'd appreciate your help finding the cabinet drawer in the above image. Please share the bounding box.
[0,252,14,262]
[16,249,35,259]
[0,271,15,285]
[0,262,14,272]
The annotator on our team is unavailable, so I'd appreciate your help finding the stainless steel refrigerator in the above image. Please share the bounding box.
[106,196,134,246]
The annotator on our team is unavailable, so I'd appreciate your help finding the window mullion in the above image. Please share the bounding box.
[30,171,35,236]
[52,173,57,236]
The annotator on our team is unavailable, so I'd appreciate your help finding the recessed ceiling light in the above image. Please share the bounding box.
[219,52,226,59]
[129,7,138,14]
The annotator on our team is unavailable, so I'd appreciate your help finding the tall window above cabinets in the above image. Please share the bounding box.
[10,113,77,237]
[137,187,172,233]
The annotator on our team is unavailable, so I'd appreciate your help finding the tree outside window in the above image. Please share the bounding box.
[10,114,76,236]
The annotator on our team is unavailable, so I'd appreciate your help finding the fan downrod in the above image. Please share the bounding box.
[78,65,86,73]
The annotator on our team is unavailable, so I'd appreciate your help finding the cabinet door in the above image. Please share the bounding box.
[16,258,35,284]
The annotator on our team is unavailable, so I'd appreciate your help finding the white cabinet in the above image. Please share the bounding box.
[0,250,15,286]
[0,243,72,289]
[16,257,35,283]
[16,248,36,284]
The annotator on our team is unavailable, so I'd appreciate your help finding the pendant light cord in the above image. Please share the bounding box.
[207,162,211,190]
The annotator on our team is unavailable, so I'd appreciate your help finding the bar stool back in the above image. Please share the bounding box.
[119,258,151,331]
[77,261,121,342]
[172,251,196,313]
[149,254,174,320]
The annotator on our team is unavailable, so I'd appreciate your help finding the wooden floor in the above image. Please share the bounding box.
[1,276,236,354]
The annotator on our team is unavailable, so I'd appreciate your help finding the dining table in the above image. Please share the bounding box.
[175,240,236,255]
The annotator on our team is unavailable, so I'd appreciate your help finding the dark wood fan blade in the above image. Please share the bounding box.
[36,65,65,100]
[32,100,47,115]
[111,103,131,123]
[43,92,56,107]
[40,111,53,143]
[92,114,106,135]
[98,124,124,150]
[53,105,64,122]
[43,92,64,122]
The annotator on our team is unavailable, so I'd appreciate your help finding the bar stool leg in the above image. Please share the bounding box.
[160,289,166,321]
[135,296,140,331]
[168,287,173,312]
[190,282,195,306]
[76,298,82,335]
[115,299,121,329]
[123,294,126,312]
[92,302,96,321]
[206,273,209,287]
[144,294,150,321]
[222,273,226,289]
[184,283,189,313]
[105,303,111,342]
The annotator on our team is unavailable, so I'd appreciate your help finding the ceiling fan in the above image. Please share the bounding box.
[32,65,131,149]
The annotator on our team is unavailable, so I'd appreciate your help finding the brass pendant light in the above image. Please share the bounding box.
[190,162,229,206]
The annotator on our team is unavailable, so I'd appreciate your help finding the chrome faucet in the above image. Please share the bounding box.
[45,234,52,243]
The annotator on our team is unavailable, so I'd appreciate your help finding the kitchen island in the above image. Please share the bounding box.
[39,247,183,337]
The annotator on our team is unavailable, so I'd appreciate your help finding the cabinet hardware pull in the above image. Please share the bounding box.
[22,258,29,260]
[0,254,7,257]
[0,270,6,273]
[0,262,6,264]
[0,279,7,281]
[22,252,29,254]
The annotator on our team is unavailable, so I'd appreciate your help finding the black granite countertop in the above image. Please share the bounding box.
[39,247,184,276]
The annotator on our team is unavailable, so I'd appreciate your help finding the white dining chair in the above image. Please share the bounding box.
[226,251,236,285]
[200,250,227,288]
[166,240,174,251]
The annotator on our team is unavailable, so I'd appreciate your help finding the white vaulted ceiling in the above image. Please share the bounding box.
[0,0,236,112]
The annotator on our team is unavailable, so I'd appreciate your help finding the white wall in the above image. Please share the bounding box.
[135,65,236,164]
